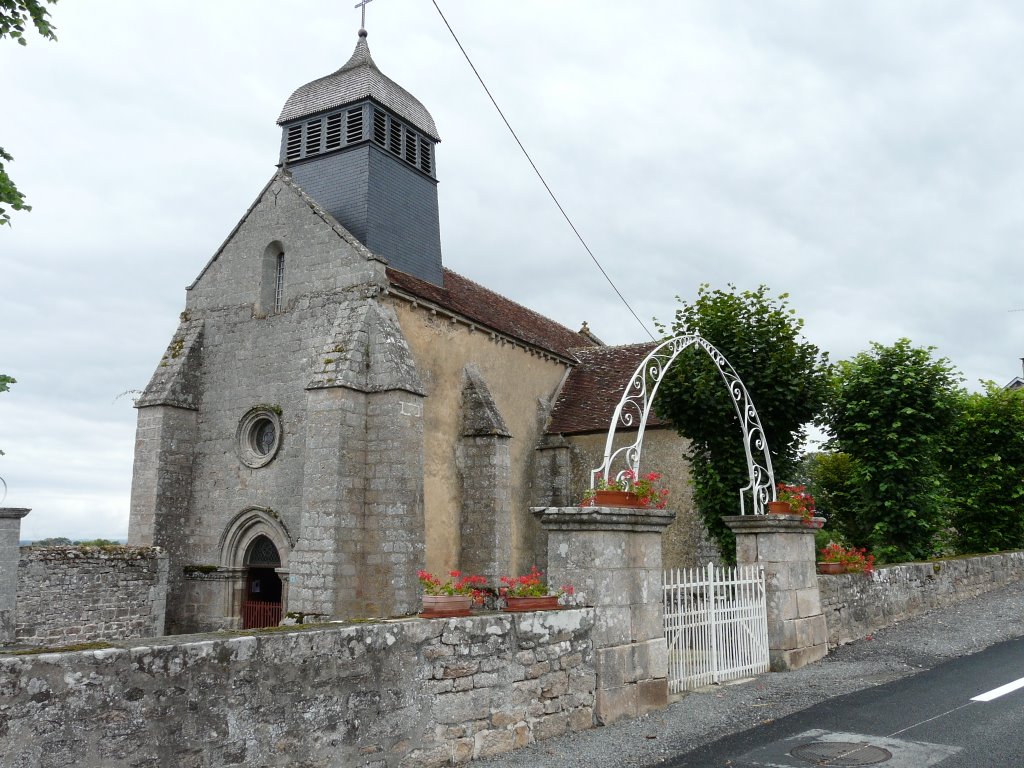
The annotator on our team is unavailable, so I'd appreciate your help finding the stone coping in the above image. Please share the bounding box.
[0,508,31,520]
[0,608,596,657]
[722,514,825,534]
[532,505,676,532]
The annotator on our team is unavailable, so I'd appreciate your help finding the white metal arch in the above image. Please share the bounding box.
[591,333,776,515]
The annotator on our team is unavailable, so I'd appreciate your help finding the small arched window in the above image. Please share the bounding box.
[274,252,285,313]
[259,241,286,315]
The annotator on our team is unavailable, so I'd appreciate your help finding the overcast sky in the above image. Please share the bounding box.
[3,1,1023,540]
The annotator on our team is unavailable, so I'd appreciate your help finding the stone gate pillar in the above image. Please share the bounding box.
[0,508,30,644]
[534,504,675,726]
[723,514,828,671]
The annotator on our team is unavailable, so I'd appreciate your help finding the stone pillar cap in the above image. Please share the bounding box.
[532,505,676,533]
[722,514,824,534]
[0,508,30,519]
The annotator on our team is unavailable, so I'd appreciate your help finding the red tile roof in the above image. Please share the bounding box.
[546,343,670,435]
[386,267,595,360]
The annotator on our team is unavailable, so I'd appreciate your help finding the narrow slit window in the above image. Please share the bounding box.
[274,252,285,312]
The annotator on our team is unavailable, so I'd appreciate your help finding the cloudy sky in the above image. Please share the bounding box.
[3,1,1023,540]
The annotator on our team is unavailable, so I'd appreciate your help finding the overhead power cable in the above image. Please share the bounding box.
[429,0,656,341]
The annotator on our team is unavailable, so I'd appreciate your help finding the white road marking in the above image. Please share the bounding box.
[971,676,1024,702]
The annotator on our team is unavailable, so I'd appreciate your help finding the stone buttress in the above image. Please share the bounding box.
[290,299,427,618]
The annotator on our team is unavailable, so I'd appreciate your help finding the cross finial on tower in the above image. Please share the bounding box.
[354,0,374,32]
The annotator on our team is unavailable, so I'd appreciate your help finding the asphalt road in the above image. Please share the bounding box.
[473,578,1024,768]
[663,635,1024,767]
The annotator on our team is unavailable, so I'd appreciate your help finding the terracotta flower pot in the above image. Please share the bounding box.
[767,501,794,514]
[591,490,645,508]
[504,595,561,612]
[503,595,561,612]
[419,594,473,618]
[817,562,844,575]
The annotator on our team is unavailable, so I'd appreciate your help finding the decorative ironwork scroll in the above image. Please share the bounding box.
[590,333,776,515]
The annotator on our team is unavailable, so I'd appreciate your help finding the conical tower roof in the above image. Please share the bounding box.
[277,30,440,141]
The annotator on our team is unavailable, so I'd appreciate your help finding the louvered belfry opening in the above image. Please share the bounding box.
[281,102,435,179]
[242,535,283,629]
[275,29,444,285]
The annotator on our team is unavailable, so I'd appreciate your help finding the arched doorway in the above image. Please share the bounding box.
[242,535,283,629]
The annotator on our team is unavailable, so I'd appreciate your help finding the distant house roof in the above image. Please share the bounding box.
[547,343,671,435]
[386,267,595,361]
[1006,377,1024,392]
[277,32,440,140]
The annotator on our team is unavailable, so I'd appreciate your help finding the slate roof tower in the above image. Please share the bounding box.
[277,30,444,285]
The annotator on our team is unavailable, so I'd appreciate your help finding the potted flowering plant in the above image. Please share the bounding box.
[771,483,817,525]
[417,570,487,618]
[818,543,875,575]
[583,469,670,509]
[499,566,574,612]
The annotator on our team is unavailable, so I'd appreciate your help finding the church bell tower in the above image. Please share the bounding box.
[276,29,444,285]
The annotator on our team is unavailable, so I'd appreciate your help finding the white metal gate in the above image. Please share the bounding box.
[663,562,769,692]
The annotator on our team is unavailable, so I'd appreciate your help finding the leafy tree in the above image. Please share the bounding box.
[805,450,865,544]
[0,0,58,226]
[945,384,1024,553]
[32,536,73,546]
[655,284,831,559]
[824,339,962,562]
[0,374,12,456]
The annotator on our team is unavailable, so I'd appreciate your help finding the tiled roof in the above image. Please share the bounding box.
[386,267,594,360]
[546,343,669,434]
[277,32,440,140]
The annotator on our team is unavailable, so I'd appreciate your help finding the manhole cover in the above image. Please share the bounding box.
[790,741,892,766]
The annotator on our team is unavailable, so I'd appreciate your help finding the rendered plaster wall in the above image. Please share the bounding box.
[0,609,596,768]
[820,550,1024,647]
[392,298,569,576]
[13,546,167,647]
[564,429,719,569]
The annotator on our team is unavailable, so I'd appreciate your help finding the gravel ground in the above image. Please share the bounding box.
[474,579,1024,768]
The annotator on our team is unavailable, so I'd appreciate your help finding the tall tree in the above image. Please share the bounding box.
[945,384,1024,554]
[1,0,58,226]
[824,339,962,562]
[655,284,830,559]
[0,373,13,502]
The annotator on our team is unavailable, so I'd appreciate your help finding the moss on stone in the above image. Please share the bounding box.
[168,337,186,359]
[11,641,114,656]
[183,564,220,575]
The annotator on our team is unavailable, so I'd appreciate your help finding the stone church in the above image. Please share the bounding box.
[128,29,704,635]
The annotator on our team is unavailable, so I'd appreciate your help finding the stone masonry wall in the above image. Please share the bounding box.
[0,609,596,768]
[820,550,1024,646]
[13,546,168,647]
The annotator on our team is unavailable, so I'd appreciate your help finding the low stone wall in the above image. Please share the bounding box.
[0,608,595,768]
[819,550,1024,646]
[14,546,168,646]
